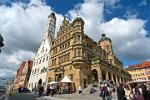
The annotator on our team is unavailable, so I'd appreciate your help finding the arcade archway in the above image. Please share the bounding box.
[92,69,98,82]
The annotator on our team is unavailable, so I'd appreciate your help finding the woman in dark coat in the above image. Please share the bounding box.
[117,84,126,100]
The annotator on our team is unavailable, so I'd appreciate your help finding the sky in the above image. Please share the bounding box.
[0,0,150,82]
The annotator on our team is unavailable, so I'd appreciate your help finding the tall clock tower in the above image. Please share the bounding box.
[28,12,56,90]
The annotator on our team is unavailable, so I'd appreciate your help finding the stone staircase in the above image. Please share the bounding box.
[82,83,99,95]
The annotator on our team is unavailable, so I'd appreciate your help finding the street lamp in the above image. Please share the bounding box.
[0,33,4,52]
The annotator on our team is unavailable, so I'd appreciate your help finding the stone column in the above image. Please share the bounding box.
[120,77,123,83]
[115,75,119,85]
[111,73,114,83]
[106,71,109,80]
[118,76,120,84]
[98,68,103,83]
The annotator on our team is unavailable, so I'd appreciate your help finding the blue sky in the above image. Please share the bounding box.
[0,0,150,80]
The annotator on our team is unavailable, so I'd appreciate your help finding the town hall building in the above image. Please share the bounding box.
[47,15,131,89]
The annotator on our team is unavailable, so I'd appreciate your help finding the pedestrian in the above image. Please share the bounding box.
[141,85,149,100]
[18,86,21,93]
[124,85,130,100]
[113,87,116,94]
[117,83,126,100]
[79,86,82,94]
[99,84,105,100]
[57,83,60,94]
[105,86,111,100]
[39,85,44,97]
[46,84,50,96]
[131,87,144,100]
[51,84,55,96]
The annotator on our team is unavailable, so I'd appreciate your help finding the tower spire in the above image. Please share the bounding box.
[44,12,56,42]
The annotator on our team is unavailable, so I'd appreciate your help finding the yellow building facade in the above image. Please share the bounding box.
[48,17,131,89]
[126,61,150,81]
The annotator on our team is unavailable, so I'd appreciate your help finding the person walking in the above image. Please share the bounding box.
[39,85,44,97]
[51,84,55,96]
[131,87,144,100]
[141,84,150,100]
[117,83,126,100]
[46,84,50,96]
[124,86,130,100]
[79,86,82,94]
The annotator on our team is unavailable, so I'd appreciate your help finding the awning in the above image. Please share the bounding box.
[127,80,150,84]
[48,81,58,84]
[60,75,73,83]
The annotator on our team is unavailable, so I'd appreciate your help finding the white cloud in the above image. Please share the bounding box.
[100,18,150,61]
[104,0,120,7]
[67,0,104,41]
[0,0,64,79]
[67,0,150,64]
[139,0,147,6]
[0,68,16,78]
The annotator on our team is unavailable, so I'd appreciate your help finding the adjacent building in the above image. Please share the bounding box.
[28,12,56,90]
[126,61,150,81]
[13,60,33,90]
[48,16,131,89]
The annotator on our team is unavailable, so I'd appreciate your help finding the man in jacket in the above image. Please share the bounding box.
[117,83,126,100]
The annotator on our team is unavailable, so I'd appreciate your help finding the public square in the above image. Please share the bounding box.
[8,92,117,100]
[0,0,150,100]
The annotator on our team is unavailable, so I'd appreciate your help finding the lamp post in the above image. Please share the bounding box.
[0,33,4,53]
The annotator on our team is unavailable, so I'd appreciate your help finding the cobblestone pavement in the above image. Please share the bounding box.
[36,92,118,100]
[6,92,118,100]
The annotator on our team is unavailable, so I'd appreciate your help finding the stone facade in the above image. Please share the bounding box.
[13,60,33,90]
[47,16,131,89]
[28,12,56,90]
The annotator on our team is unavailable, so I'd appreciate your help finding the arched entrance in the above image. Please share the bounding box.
[38,79,42,86]
[92,69,98,82]
[38,79,42,90]
[101,70,106,80]
[55,73,62,82]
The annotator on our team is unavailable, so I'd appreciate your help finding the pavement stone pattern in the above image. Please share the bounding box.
[36,92,117,100]
[7,91,118,100]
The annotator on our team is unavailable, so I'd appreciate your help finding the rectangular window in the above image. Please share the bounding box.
[37,68,39,73]
[52,59,56,66]
[43,57,45,62]
[77,35,80,41]
[58,57,61,64]
[77,48,81,56]
[74,37,76,42]
[39,59,41,64]
[74,49,76,57]
[32,70,34,75]
[34,69,37,74]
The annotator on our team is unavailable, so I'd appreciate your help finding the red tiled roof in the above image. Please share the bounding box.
[127,61,150,70]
